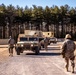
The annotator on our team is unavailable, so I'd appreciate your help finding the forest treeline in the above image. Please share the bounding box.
[0,4,76,40]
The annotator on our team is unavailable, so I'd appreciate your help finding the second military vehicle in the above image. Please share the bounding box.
[42,31,57,44]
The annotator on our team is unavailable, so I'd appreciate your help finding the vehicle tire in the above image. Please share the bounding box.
[16,47,20,55]
[39,46,41,50]
[41,44,44,48]
[35,47,39,55]
[20,50,23,53]
[20,48,23,53]
[54,42,57,44]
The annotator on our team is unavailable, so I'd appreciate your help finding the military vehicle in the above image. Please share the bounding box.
[42,31,57,44]
[16,30,44,55]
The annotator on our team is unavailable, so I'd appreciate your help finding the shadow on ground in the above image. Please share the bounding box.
[26,52,61,56]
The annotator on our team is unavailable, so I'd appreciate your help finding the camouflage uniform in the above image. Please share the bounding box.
[44,37,49,51]
[61,34,75,73]
[8,37,15,56]
[40,40,44,48]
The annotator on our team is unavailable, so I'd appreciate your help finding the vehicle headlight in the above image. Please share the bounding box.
[56,38,57,41]
[34,43,38,46]
[31,44,33,46]
[21,44,23,47]
[17,44,20,47]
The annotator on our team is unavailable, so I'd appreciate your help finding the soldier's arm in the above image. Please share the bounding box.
[61,42,66,54]
[73,42,76,50]
[8,39,10,44]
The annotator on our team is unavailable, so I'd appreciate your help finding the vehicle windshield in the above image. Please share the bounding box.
[50,38,55,39]
[29,38,38,41]
[39,38,44,42]
[20,37,28,41]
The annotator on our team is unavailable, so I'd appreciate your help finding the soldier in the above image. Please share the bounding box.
[44,37,49,51]
[61,34,75,73]
[8,36,15,56]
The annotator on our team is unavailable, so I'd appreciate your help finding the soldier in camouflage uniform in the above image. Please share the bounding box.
[61,34,76,73]
[8,36,15,56]
[44,37,49,51]
[39,37,49,51]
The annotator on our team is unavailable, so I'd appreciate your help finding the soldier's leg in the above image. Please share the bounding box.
[71,60,75,73]
[65,58,69,71]
[8,46,10,53]
[44,44,47,51]
[8,46,11,56]
[10,47,13,56]
[70,56,75,73]
[45,43,48,51]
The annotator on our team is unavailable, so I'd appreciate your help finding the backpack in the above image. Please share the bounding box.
[66,40,75,51]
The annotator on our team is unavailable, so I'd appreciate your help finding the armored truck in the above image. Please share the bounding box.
[42,31,57,44]
[16,30,44,55]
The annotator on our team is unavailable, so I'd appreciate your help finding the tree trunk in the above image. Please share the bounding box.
[3,26,5,38]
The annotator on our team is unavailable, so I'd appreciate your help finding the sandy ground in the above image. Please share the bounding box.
[0,48,9,63]
[0,48,76,75]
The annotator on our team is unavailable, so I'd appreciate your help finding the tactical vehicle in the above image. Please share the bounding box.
[16,30,44,55]
[42,31,57,44]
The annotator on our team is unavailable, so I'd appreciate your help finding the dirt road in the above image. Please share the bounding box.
[0,48,9,63]
[0,43,76,75]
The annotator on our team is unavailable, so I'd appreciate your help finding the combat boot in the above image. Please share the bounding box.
[65,65,68,72]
